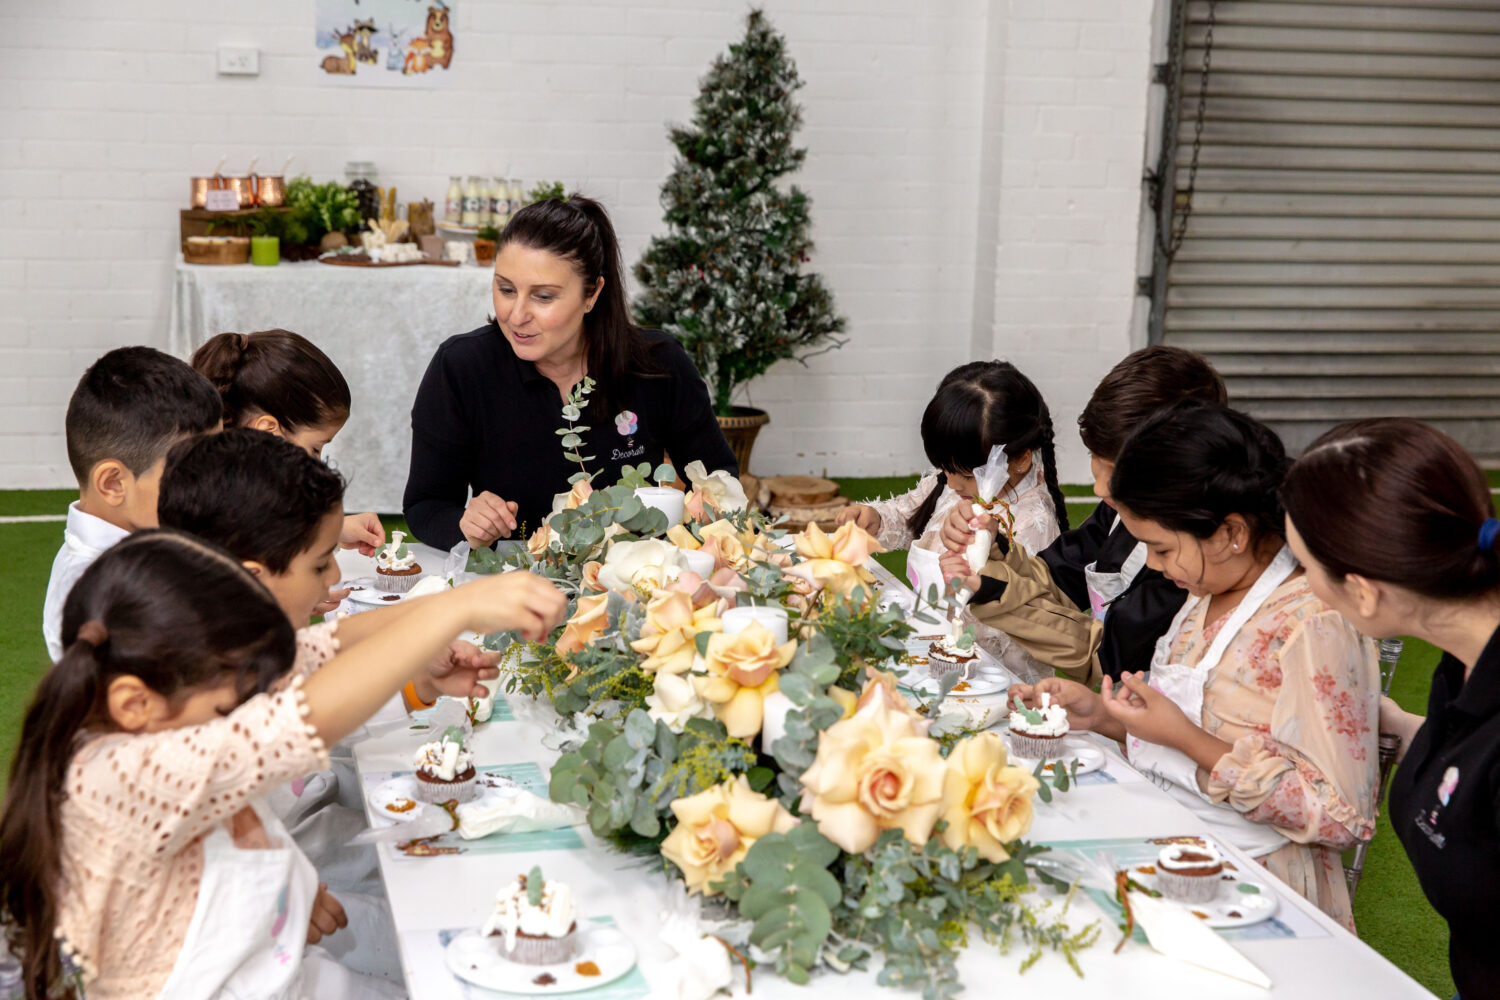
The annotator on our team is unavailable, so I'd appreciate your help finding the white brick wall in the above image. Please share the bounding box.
[0,0,1154,490]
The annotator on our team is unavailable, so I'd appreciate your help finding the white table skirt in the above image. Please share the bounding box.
[335,549,1434,1000]
[168,257,496,513]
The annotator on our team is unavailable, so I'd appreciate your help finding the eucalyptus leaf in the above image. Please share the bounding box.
[562,404,581,420]
[624,709,656,749]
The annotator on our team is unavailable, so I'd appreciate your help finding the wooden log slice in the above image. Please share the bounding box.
[761,475,841,506]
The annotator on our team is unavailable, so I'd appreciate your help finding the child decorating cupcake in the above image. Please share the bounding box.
[375,530,424,593]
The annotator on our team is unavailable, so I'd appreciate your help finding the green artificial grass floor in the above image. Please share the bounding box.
[0,485,1451,995]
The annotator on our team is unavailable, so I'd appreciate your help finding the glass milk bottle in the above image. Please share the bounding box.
[490,176,509,229]
[508,177,525,216]
[444,176,463,223]
[461,176,482,226]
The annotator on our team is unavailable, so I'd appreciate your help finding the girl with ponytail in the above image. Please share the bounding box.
[839,360,1067,680]
[1010,401,1380,930]
[1283,419,1500,997]
[0,530,566,1000]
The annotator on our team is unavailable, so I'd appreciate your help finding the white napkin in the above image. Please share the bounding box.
[658,886,736,1000]
[1126,889,1273,989]
[454,788,584,840]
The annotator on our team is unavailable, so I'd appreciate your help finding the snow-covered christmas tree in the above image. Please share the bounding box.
[633,9,846,416]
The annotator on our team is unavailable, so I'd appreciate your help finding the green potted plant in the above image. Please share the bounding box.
[474,224,500,266]
[633,9,846,474]
[284,175,362,253]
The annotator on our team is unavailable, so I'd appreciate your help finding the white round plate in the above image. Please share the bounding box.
[1126,865,1280,928]
[348,582,422,606]
[907,668,1010,697]
[368,776,425,823]
[446,925,637,993]
[1006,739,1105,776]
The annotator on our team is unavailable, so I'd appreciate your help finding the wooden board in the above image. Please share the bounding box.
[318,253,459,268]
[761,475,840,506]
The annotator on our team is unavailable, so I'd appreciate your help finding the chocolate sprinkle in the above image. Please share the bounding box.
[533,973,557,986]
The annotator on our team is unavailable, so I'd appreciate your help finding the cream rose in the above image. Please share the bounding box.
[660,775,797,895]
[798,695,946,854]
[938,732,1040,862]
[646,669,715,732]
[684,461,749,514]
[697,622,798,739]
[666,524,702,550]
[597,538,686,597]
[555,593,611,657]
[698,520,756,574]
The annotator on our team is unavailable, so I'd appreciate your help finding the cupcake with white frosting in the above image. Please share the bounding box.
[375,530,423,592]
[412,727,477,804]
[1155,842,1225,904]
[1007,692,1069,759]
[482,866,578,965]
[928,620,979,677]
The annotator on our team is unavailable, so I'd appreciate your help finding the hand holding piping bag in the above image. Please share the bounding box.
[954,444,1011,607]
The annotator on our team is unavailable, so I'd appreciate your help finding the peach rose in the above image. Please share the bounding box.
[853,668,928,733]
[684,489,713,523]
[630,590,723,676]
[660,775,798,895]
[697,622,798,739]
[581,560,604,592]
[699,520,756,574]
[555,593,611,657]
[526,523,555,558]
[785,522,884,600]
[827,685,858,720]
[684,461,749,515]
[938,732,1040,862]
[551,479,594,514]
[798,695,946,854]
[666,524,702,550]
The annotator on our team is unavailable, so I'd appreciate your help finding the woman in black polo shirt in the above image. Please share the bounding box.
[1283,418,1500,999]
[403,197,736,551]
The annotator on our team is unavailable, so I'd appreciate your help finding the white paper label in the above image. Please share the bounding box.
[204,189,239,211]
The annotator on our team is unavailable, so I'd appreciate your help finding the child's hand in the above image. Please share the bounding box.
[461,572,568,641]
[462,491,520,548]
[1010,678,1109,733]
[939,548,980,596]
[307,883,348,945]
[1100,672,1194,747]
[313,587,352,616]
[341,512,385,555]
[422,641,501,701]
[836,504,882,535]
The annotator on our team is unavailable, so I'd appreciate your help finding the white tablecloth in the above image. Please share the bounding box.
[168,257,496,513]
[336,549,1434,1000]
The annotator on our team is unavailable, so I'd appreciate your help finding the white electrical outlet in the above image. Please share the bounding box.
[217,47,260,76]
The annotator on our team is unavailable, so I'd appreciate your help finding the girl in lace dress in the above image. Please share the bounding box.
[1008,402,1379,929]
[838,361,1068,681]
[0,530,564,1000]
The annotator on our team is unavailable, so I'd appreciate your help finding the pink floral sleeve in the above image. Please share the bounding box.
[1206,610,1379,848]
[864,473,944,551]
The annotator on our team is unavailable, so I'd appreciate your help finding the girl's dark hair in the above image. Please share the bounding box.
[0,530,295,999]
[158,428,347,573]
[494,196,663,416]
[192,329,352,432]
[1283,418,1499,600]
[1110,400,1289,546]
[907,361,1069,537]
[1078,345,1227,461]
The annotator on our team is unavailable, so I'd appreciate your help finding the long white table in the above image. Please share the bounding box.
[339,548,1436,999]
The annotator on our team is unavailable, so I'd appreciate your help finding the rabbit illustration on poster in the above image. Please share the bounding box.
[315,0,455,87]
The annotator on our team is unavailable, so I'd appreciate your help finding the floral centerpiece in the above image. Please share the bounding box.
[470,462,1097,997]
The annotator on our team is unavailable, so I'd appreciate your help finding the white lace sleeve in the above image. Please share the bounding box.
[864,473,942,551]
[1007,489,1061,557]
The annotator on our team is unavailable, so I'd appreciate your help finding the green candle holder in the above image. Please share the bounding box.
[250,236,280,267]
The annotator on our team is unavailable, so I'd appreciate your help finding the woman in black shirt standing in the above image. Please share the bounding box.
[1283,418,1500,999]
[403,197,736,551]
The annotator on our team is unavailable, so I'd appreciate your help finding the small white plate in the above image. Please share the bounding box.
[446,924,637,993]
[1006,740,1106,776]
[906,669,1010,697]
[368,773,522,825]
[348,582,423,606]
[1125,864,1280,928]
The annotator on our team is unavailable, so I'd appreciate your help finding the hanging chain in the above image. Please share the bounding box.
[1159,0,1217,261]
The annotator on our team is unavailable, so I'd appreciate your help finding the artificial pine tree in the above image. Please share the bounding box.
[633,9,846,416]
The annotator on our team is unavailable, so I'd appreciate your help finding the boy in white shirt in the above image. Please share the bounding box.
[42,347,222,659]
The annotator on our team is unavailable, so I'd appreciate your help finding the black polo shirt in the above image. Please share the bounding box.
[1388,623,1500,1000]
[403,324,737,551]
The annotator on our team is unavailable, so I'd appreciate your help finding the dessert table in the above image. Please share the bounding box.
[338,548,1434,1000]
[168,257,496,513]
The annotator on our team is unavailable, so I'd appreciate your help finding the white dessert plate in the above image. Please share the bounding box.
[1123,864,1280,929]
[1005,736,1105,776]
[347,578,432,606]
[445,924,638,993]
[369,773,522,825]
[906,669,1010,697]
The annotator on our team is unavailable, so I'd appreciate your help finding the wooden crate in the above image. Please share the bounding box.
[179,208,290,249]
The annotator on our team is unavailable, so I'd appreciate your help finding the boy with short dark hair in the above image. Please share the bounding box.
[42,347,223,659]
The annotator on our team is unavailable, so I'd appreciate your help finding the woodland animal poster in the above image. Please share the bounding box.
[315,0,455,87]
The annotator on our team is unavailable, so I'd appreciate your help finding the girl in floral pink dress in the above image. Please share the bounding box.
[1012,402,1379,929]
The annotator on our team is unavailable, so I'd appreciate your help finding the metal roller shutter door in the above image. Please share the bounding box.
[1154,0,1500,456]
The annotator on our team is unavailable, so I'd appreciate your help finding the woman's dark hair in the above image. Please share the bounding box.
[1110,400,1289,548]
[0,530,295,1000]
[1078,345,1227,461]
[907,361,1070,537]
[494,196,662,417]
[1283,418,1499,600]
[158,428,347,573]
[192,329,352,432]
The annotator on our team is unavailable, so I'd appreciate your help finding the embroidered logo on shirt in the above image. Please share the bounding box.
[611,446,646,461]
[1416,766,1459,849]
[1438,765,1459,806]
[615,410,639,436]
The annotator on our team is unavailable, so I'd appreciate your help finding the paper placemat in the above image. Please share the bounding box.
[401,916,652,1000]
[412,694,516,726]
[362,762,584,858]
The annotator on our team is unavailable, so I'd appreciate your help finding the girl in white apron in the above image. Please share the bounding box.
[838,361,1068,681]
[0,530,566,999]
[1013,402,1380,929]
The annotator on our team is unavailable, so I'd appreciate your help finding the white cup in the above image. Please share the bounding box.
[721,605,790,646]
[634,487,685,528]
[678,547,716,580]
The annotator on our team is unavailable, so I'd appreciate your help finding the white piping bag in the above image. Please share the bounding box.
[954,444,1010,606]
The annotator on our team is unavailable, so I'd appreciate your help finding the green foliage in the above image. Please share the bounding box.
[284,174,362,240]
[616,462,677,490]
[765,633,844,803]
[812,587,919,686]
[559,377,597,481]
[527,865,545,906]
[476,225,501,241]
[549,710,755,840]
[526,180,569,205]
[717,823,845,984]
[632,9,846,414]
